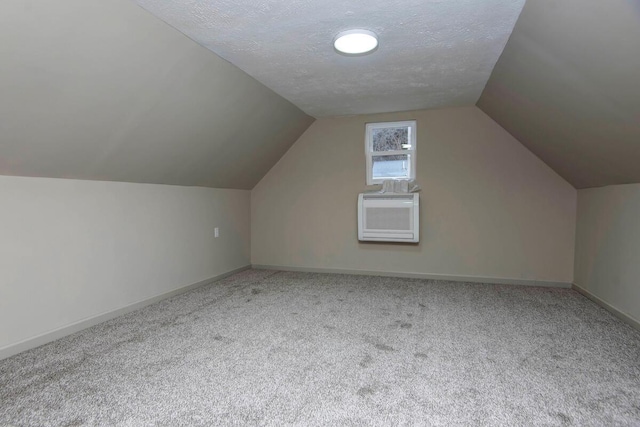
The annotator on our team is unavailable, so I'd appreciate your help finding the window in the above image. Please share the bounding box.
[365,120,416,185]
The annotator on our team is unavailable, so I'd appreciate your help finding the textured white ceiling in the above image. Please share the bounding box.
[134,0,525,117]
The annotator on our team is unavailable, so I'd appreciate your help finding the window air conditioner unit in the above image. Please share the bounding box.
[358,193,419,243]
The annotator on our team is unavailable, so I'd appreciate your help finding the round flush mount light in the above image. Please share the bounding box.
[333,29,378,55]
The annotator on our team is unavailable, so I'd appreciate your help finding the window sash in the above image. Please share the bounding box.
[365,120,416,185]
[369,149,413,156]
[371,155,411,180]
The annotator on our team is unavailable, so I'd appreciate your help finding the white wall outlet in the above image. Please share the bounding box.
[214,227,219,238]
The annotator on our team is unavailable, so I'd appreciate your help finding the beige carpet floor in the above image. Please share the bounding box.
[1,269,639,426]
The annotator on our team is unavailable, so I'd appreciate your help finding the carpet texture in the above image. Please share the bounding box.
[1,269,639,426]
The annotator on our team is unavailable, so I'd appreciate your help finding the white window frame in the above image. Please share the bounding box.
[365,120,417,185]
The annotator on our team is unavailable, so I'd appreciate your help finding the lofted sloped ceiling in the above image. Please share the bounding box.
[133,0,525,117]
[0,0,313,190]
[5,0,636,191]
[478,0,640,189]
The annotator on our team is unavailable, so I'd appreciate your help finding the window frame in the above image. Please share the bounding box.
[365,120,417,185]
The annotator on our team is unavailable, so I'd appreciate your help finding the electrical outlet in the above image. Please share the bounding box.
[214,227,219,238]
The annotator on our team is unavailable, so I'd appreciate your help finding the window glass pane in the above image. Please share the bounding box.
[372,154,410,179]
[372,126,410,152]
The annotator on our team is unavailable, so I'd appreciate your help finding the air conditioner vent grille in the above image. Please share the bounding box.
[366,207,412,230]
[357,193,419,243]
[363,195,413,201]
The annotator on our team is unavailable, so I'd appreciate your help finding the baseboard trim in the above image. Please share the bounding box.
[0,265,250,361]
[251,264,571,288]
[572,283,640,332]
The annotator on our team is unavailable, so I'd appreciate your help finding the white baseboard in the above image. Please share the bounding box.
[0,265,250,361]
[572,283,640,332]
[251,264,572,288]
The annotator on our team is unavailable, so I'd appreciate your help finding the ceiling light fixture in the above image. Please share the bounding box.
[333,29,378,55]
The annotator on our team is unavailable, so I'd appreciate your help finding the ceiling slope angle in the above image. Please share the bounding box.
[1,0,313,190]
[478,0,640,189]
[133,0,526,117]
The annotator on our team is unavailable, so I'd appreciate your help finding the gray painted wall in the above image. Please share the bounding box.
[252,107,577,284]
[0,0,313,189]
[574,184,640,323]
[0,176,250,351]
[478,0,640,189]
